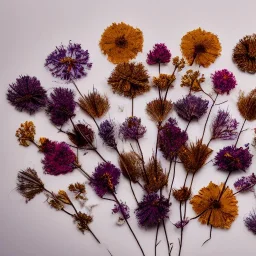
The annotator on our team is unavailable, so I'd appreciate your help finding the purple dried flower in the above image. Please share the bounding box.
[234,173,256,192]
[174,95,209,121]
[7,75,47,114]
[146,43,171,65]
[46,87,76,126]
[135,193,171,227]
[42,141,76,175]
[211,110,239,140]
[90,162,121,197]
[112,202,130,219]
[214,145,253,172]
[211,69,237,94]
[45,42,92,81]
[98,120,117,149]
[173,219,189,228]
[158,118,188,160]
[119,116,146,140]
[244,209,256,235]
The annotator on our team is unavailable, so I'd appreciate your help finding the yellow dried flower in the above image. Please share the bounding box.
[74,212,93,233]
[181,70,205,92]
[16,121,36,147]
[56,190,71,205]
[153,74,176,90]
[68,182,87,201]
[172,56,186,71]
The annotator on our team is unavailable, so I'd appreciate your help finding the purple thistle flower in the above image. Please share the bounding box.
[45,42,92,81]
[146,43,171,65]
[135,193,171,228]
[112,202,130,219]
[174,95,209,122]
[173,219,189,228]
[7,75,47,114]
[214,145,253,172]
[42,141,76,175]
[98,119,117,149]
[211,69,237,94]
[234,173,256,192]
[158,118,188,160]
[46,87,76,126]
[119,116,146,140]
[211,110,239,140]
[90,162,121,197]
[244,209,256,235]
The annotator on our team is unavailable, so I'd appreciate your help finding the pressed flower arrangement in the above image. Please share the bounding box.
[6,22,256,256]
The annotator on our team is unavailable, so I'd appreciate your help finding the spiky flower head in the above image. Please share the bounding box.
[98,119,117,149]
[234,173,256,192]
[244,209,256,234]
[16,121,36,147]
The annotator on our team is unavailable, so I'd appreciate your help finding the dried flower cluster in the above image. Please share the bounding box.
[153,74,175,90]
[180,70,205,92]
[234,173,256,192]
[16,121,36,147]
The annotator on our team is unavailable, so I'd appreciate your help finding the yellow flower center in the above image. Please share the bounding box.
[115,35,128,48]
[102,173,114,191]
[60,57,76,72]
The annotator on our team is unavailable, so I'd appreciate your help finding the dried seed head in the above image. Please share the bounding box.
[173,187,191,202]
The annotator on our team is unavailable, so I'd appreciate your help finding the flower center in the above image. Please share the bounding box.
[15,94,33,102]
[194,44,206,54]
[211,200,221,209]
[60,57,76,72]
[115,35,128,48]
[102,173,114,191]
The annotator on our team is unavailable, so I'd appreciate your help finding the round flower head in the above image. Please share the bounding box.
[108,62,150,98]
[174,95,209,122]
[119,116,146,140]
[7,75,47,114]
[135,193,171,228]
[16,121,36,147]
[46,87,76,126]
[98,119,117,149]
[180,28,222,67]
[211,69,237,94]
[214,145,253,172]
[244,209,256,234]
[234,173,256,192]
[173,187,191,202]
[146,43,171,65]
[99,22,143,64]
[190,182,238,229]
[233,34,256,74]
[42,141,77,175]
[45,42,92,81]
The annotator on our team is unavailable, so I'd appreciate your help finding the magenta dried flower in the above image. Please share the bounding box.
[158,118,188,160]
[112,202,130,219]
[211,110,239,140]
[211,69,237,94]
[46,87,76,126]
[244,209,256,235]
[119,116,146,140]
[135,193,171,228]
[234,173,256,192]
[7,75,47,114]
[90,162,121,197]
[98,119,117,149]
[174,95,209,122]
[146,43,171,65]
[214,145,253,172]
[173,219,189,228]
[42,141,76,175]
[45,42,92,81]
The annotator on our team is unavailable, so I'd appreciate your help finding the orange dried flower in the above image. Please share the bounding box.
[173,187,191,202]
[172,56,186,71]
[73,212,93,233]
[16,121,36,147]
[153,74,176,90]
[181,70,205,92]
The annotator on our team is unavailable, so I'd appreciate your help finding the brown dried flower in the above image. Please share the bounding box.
[181,70,205,92]
[56,190,72,205]
[69,182,87,201]
[153,74,176,90]
[108,62,150,98]
[173,187,191,202]
[73,212,93,233]
[48,197,64,211]
[16,121,36,147]
[172,56,186,71]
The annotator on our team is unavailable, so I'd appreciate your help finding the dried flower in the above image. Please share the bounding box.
[146,99,173,124]
[73,212,93,233]
[108,62,150,98]
[211,110,238,140]
[181,70,205,92]
[78,89,110,118]
[234,173,256,192]
[42,141,77,175]
[69,182,87,201]
[211,69,237,94]
[55,190,72,205]
[46,87,76,126]
[180,28,222,67]
[90,162,121,197]
[112,202,130,220]
[16,121,36,147]
[17,168,44,202]
[174,95,209,122]
[233,34,256,74]
[48,197,64,211]
[244,209,256,234]
[119,116,146,140]
[7,75,47,114]
[173,187,191,202]
[214,145,253,172]
[135,193,171,227]
[158,118,188,160]
[45,42,92,81]
[172,56,186,71]
[190,182,238,229]
[173,219,189,229]
[178,140,213,174]
[146,43,171,65]
[152,74,175,90]
[98,119,117,149]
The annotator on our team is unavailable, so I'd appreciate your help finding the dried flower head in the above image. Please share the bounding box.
[48,197,65,211]
[180,28,222,67]
[73,212,93,233]
[119,116,146,140]
[214,145,253,172]
[146,99,173,124]
[112,202,130,220]
[108,62,150,98]
[173,219,190,229]
[45,42,92,81]
[234,173,256,192]
[7,75,47,114]
[146,43,171,65]
[233,34,256,74]
[98,119,117,149]
[174,95,209,122]
[78,89,110,118]
[152,74,176,90]
[173,187,191,202]
[69,182,87,201]
[181,70,205,92]
[244,209,256,234]
[190,182,238,229]
[172,56,186,71]
[55,190,72,205]
[211,69,237,94]
[90,162,121,197]
[118,151,143,182]
[135,193,171,227]
[16,121,36,147]
[46,87,76,126]
[237,89,256,121]
[178,140,213,174]
[17,168,44,203]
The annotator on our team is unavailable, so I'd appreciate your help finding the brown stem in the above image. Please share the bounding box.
[136,139,149,183]
[155,223,160,256]
[167,160,173,180]
[163,66,177,102]
[162,220,171,256]
[168,157,177,200]
[132,97,134,117]
[71,80,84,99]
[74,164,91,180]
[235,119,246,147]
[202,225,213,246]
[178,202,184,256]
